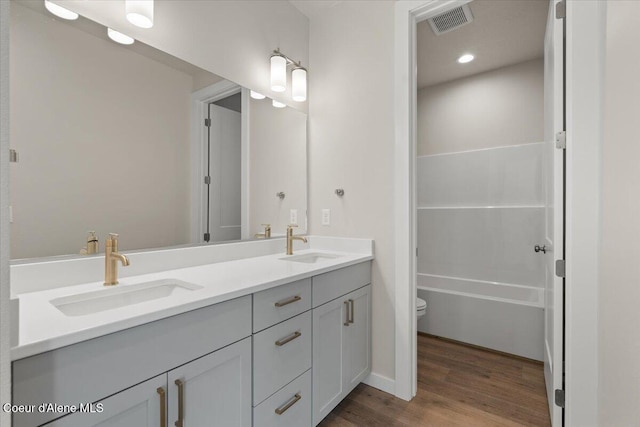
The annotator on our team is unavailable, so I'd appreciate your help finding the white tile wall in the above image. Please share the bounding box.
[417,142,544,207]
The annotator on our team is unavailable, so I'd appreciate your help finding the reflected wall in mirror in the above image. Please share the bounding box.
[9,0,307,260]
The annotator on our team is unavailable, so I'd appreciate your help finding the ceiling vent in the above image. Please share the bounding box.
[428,4,474,35]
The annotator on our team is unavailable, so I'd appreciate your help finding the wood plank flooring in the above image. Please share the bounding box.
[319,334,551,427]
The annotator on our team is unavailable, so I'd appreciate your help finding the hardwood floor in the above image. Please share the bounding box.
[319,334,551,427]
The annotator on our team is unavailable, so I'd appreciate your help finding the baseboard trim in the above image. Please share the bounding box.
[362,372,395,395]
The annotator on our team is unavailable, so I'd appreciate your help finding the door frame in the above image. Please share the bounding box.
[393,1,604,423]
[190,81,250,244]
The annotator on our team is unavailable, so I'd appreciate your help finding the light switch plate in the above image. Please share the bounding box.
[290,209,298,225]
[322,209,331,226]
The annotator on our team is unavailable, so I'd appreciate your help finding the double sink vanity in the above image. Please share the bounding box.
[10,236,374,427]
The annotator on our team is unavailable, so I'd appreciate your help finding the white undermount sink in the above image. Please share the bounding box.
[50,279,203,317]
[280,252,342,264]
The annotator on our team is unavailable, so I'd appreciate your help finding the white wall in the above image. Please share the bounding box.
[0,0,10,424]
[249,98,307,236]
[417,58,544,156]
[599,1,640,424]
[10,3,193,258]
[52,0,309,111]
[307,1,396,384]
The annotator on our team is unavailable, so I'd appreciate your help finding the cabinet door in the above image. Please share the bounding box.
[47,375,166,427]
[312,297,347,425]
[344,285,372,392]
[168,337,251,427]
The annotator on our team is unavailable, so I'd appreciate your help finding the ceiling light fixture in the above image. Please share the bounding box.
[250,91,266,100]
[44,0,79,20]
[126,0,154,29]
[270,48,308,102]
[272,100,286,108]
[108,28,135,45]
[457,54,475,64]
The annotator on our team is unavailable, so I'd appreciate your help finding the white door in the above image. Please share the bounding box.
[543,1,565,425]
[344,285,372,391]
[204,103,241,242]
[312,297,347,425]
[168,337,252,427]
[48,375,166,427]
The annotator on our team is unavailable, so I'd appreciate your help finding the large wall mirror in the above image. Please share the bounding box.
[9,0,307,260]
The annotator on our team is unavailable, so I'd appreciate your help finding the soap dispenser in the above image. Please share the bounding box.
[80,231,99,255]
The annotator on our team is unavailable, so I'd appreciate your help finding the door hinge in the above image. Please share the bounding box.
[204,176,211,185]
[555,0,566,19]
[204,118,211,127]
[555,259,566,278]
[555,131,566,149]
[555,389,565,408]
[9,149,18,163]
[203,232,210,242]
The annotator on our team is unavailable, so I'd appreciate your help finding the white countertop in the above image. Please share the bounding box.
[12,248,373,361]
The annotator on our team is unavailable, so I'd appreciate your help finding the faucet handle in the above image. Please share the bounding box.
[261,223,271,228]
[109,233,119,239]
[287,224,298,228]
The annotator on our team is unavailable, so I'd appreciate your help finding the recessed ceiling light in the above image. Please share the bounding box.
[126,0,154,29]
[272,100,286,108]
[457,54,475,64]
[250,91,266,100]
[44,0,79,20]
[107,28,135,45]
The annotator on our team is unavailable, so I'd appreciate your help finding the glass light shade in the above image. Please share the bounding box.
[250,91,266,100]
[270,55,287,93]
[44,0,79,20]
[457,54,474,64]
[126,0,154,29]
[291,67,307,102]
[108,28,135,45]
[272,100,286,108]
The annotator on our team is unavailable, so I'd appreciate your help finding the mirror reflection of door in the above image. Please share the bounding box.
[205,94,242,242]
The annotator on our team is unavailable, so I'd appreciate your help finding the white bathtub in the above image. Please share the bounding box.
[417,273,544,361]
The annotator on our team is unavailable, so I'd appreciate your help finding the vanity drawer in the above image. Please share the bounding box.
[253,369,312,427]
[312,261,372,307]
[253,311,312,405]
[253,278,311,332]
[12,296,251,427]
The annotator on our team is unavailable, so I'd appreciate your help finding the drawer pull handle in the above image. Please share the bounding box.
[157,387,166,427]
[275,331,302,346]
[275,295,302,307]
[349,299,355,324]
[344,300,350,326]
[174,379,184,427]
[275,393,302,415]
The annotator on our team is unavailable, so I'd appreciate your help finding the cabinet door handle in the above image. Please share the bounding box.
[275,295,301,307]
[344,300,350,326]
[157,387,166,427]
[349,299,355,324]
[275,331,302,346]
[174,379,184,427]
[275,393,302,415]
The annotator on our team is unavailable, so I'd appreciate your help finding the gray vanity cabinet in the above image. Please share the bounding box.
[311,263,372,426]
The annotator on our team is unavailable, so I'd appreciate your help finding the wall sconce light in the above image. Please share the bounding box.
[44,0,78,20]
[270,49,307,102]
[126,0,154,29]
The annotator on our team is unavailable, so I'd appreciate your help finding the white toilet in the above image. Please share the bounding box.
[416,297,427,319]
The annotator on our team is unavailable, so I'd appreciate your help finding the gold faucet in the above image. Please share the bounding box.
[255,224,272,239]
[104,233,130,286]
[286,224,307,255]
[80,231,99,255]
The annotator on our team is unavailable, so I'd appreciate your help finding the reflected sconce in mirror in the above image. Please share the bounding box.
[126,0,154,29]
[270,49,307,102]
[44,0,78,20]
[108,28,135,45]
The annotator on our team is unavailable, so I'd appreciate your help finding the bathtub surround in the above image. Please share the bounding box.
[416,143,545,360]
